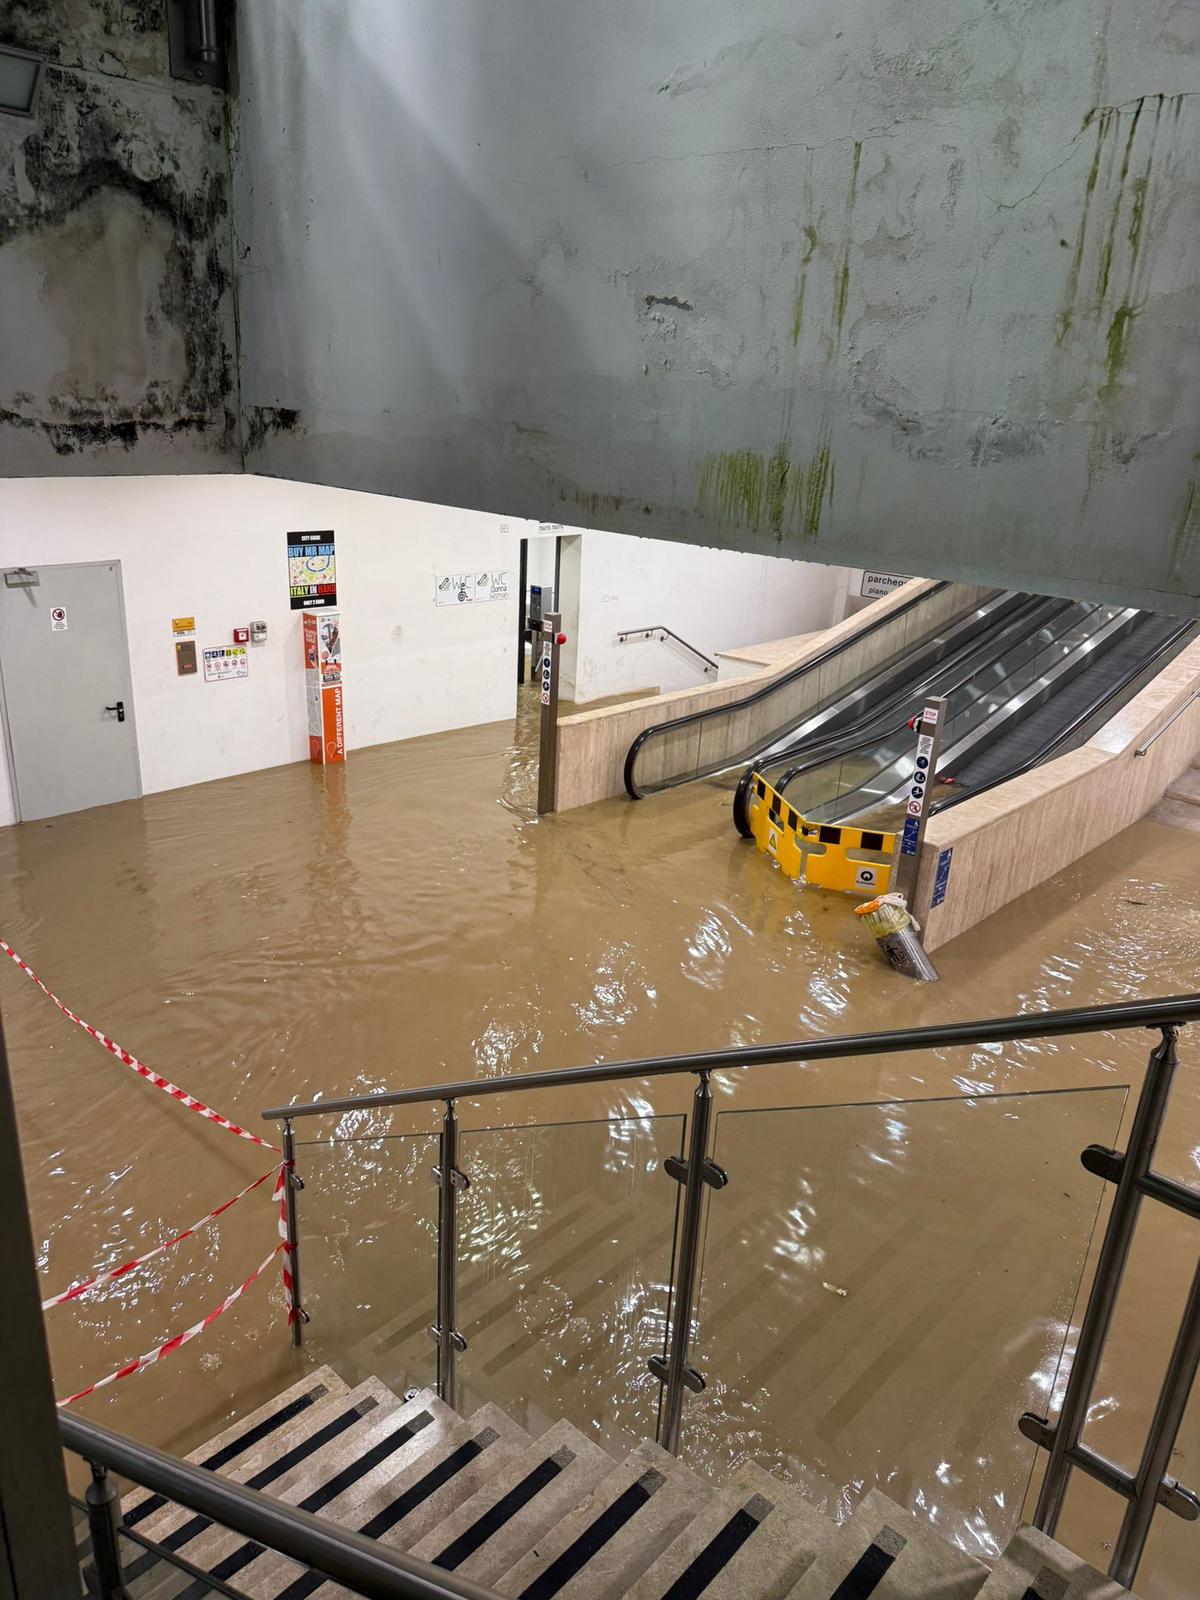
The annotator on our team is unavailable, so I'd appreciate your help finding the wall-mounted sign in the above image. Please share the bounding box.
[860,571,910,598]
[172,616,196,636]
[932,847,954,908]
[303,612,344,764]
[435,571,512,607]
[49,605,68,631]
[203,645,248,681]
[288,530,337,610]
[176,640,198,676]
[475,570,510,604]
[435,573,474,606]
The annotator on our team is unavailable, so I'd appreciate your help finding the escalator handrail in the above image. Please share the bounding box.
[622,580,951,799]
[762,595,1070,797]
[932,618,1199,815]
[728,595,1076,836]
[821,604,1140,826]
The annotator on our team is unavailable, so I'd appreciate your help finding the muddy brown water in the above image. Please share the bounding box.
[1,686,1196,1586]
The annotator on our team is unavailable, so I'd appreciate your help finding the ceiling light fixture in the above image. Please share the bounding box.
[0,43,45,117]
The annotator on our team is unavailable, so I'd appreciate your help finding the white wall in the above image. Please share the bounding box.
[0,475,524,827]
[559,529,846,705]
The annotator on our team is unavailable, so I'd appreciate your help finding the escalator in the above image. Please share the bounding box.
[732,603,1196,838]
[624,582,1031,799]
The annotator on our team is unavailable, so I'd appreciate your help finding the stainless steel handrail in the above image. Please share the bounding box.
[60,1413,502,1600]
[262,993,1200,1121]
[616,625,720,675]
[1134,687,1200,756]
[260,995,1200,1590]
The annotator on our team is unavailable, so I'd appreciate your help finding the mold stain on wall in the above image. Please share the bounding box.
[697,141,861,545]
[0,2,237,468]
[1051,93,1189,535]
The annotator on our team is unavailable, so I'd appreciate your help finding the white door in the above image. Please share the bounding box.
[0,562,140,821]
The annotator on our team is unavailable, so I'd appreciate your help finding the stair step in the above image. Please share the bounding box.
[128,1376,400,1552]
[1146,795,1200,832]
[120,1366,349,1530]
[1165,766,1200,805]
[165,1386,456,1590]
[976,1525,1134,1598]
[243,1403,531,1599]
[407,1417,618,1589]
[786,1489,988,1599]
[498,1438,713,1600]
[627,1464,830,1600]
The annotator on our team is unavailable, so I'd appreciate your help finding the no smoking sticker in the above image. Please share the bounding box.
[50,606,68,631]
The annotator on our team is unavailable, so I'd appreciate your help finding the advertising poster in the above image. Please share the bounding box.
[303,612,345,764]
[288,530,337,610]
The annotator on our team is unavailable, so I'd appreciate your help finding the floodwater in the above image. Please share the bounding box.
[1,683,1197,1589]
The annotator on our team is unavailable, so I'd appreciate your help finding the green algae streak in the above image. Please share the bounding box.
[698,438,834,541]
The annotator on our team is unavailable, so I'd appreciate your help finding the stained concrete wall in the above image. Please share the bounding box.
[232,1,1200,616]
[0,3,237,473]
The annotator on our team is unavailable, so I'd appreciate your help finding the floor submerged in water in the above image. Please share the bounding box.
[2,691,1197,1587]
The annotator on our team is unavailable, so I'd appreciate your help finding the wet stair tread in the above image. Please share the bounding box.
[119,1366,348,1528]
[497,1437,714,1600]
[406,1417,619,1589]
[785,1488,988,1599]
[1165,765,1200,805]
[246,1403,532,1600]
[974,1526,1138,1599]
[164,1386,457,1586]
[130,1376,401,1547]
[626,1463,830,1600]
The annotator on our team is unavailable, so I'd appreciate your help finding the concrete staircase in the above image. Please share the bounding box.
[1148,763,1200,833]
[90,1364,1143,1600]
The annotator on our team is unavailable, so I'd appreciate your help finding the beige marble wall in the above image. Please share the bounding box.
[915,638,1200,952]
[555,579,991,812]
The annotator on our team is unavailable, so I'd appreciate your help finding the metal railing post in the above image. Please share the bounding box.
[1033,1025,1181,1536]
[1109,1255,1200,1586]
[653,1070,724,1456]
[432,1099,467,1409]
[85,1461,130,1600]
[281,1119,306,1346]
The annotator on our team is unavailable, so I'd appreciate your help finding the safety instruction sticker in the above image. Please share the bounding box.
[932,847,954,907]
[50,606,68,631]
[203,646,248,681]
[900,815,921,856]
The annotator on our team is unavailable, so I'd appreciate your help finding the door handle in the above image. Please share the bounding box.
[104,701,125,723]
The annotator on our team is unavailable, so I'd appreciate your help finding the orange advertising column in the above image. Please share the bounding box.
[303,612,345,765]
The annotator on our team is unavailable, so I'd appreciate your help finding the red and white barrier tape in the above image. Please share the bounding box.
[274,1164,300,1326]
[41,1165,281,1310]
[56,1241,284,1408]
[0,940,280,1154]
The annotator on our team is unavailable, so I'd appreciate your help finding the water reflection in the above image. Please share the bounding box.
[1,704,1197,1581]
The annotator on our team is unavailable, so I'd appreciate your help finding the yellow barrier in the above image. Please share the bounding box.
[745,773,896,896]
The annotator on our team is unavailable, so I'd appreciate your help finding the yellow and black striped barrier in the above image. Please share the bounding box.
[744,773,896,896]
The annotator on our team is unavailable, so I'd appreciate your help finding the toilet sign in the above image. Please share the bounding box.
[50,606,68,631]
